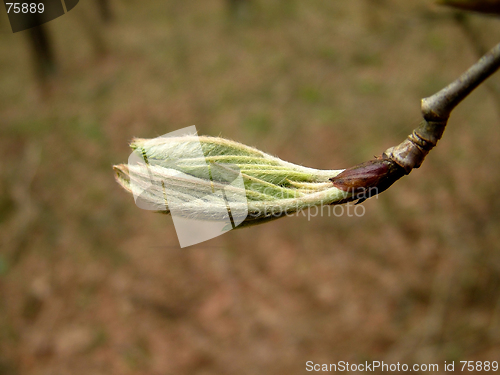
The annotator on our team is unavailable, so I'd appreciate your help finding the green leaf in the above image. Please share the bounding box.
[114,135,350,226]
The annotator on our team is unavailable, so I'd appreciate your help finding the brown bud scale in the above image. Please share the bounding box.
[330,157,407,204]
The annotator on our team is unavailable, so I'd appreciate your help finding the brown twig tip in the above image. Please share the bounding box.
[330,157,407,204]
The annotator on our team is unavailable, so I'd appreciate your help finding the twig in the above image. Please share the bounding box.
[451,12,500,120]
[332,42,500,198]
[421,42,500,121]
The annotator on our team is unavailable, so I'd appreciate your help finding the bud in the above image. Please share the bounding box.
[330,157,407,204]
[113,134,351,227]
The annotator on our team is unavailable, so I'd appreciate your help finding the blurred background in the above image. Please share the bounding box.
[1,1,500,374]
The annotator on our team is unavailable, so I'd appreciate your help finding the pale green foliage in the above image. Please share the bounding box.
[114,135,351,226]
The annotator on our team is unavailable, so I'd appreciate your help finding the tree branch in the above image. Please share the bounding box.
[421,42,500,121]
[332,42,500,199]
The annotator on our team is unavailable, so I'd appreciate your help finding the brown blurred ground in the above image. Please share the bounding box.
[1,1,500,374]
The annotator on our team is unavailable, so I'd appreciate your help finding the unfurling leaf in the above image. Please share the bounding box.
[114,134,351,227]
